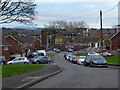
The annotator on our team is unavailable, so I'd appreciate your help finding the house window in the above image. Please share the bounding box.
[4,47,8,51]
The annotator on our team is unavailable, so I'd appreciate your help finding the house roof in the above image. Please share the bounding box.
[0,35,11,47]
[57,31,76,36]
[88,28,115,34]
[6,35,24,45]
[109,31,120,40]
[10,35,39,45]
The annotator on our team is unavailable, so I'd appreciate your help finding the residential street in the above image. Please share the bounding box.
[29,52,119,88]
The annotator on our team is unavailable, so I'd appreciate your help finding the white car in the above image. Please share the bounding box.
[88,52,99,56]
[65,54,71,60]
[77,56,86,64]
[102,52,112,57]
[7,57,29,64]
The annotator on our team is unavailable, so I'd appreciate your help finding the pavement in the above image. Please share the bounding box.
[2,63,62,89]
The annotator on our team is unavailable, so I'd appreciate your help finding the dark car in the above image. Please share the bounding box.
[55,48,60,53]
[31,56,51,64]
[0,57,6,65]
[84,55,107,67]
[64,52,67,58]
[84,56,93,66]
[89,56,107,67]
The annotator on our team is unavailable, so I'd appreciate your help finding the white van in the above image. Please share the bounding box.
[36,50,46,56]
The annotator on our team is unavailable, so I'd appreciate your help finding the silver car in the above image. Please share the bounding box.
[102,52,112,57]
[69,55,75,62]
[7,57,29,64]
[31,56,51,64]
[77,56,86,65]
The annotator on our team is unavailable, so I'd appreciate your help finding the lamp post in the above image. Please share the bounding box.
[77,33,80,54]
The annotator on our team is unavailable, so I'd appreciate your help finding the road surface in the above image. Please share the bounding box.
[29,52,119,88]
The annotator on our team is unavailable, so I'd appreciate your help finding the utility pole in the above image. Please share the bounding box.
[100,10,103,55]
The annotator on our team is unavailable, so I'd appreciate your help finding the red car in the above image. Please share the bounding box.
[73,57,79,64]
[99,49,106,52]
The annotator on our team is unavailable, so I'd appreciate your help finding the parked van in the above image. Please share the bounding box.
[36,50,46,56]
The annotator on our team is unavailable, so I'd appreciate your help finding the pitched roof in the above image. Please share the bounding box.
[6,35,23,45]
[57,31,76,36]
[6,35,39,45]
[88,28,115,34]
[0,35,11,46]
[109,31,120,40]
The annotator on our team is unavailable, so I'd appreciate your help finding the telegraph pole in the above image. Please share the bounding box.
[100,10,103,55]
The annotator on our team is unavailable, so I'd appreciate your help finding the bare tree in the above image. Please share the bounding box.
[0,0,36,25]
[45,20,67,30]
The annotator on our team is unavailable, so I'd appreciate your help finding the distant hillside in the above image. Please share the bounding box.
[2,27,43,35]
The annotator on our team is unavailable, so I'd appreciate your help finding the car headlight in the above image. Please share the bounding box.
[104,61,107,63]
[93,61,97,63]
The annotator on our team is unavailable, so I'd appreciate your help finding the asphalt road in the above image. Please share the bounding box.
[29,52,119,88]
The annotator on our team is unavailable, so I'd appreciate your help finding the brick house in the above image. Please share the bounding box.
[0,36,11,61]
[54,31,88,50]
[5,35,23,53]
[109,31,120,50]
[88,28,119,48]
[5,35,41,60]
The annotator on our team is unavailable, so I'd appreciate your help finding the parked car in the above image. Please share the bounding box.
[84,56,93,66]
[73,56,79,64]
[69,55,75,62]
[53,48,57,51]
[7,57,29,64]
[99,49,106,52]
[67,48,73,52]
[102,52,112,57]
[29,55,39,61]
[55,48,60,53]
[0,57,6,65]
[88,52,99,56]
[65,54,71,60]
[68,54,73,61]
[89,55,107,67]
[64,52,67,58]
[77,56,86,65]
[31,56,51,64]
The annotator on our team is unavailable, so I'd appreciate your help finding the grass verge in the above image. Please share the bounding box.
[47,53,52,56]
[2,64,45,78]
[104,56,120,65]
[75,53,88,56]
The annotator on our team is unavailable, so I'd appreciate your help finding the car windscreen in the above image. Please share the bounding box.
[79,57,86,59]
[93,56,104,60]
[36,53,44,56]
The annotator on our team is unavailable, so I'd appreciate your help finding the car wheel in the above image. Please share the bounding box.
[90,62,92,67]
[84,62,87,66]
[1,62,4,65]
[24,62,28,64]
[36,61,39,64]
[90,62,94,68]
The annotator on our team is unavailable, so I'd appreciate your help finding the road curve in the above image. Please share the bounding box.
[29,52,118,88]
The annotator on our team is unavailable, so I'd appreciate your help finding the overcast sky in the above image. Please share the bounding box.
[0,0,119,28]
